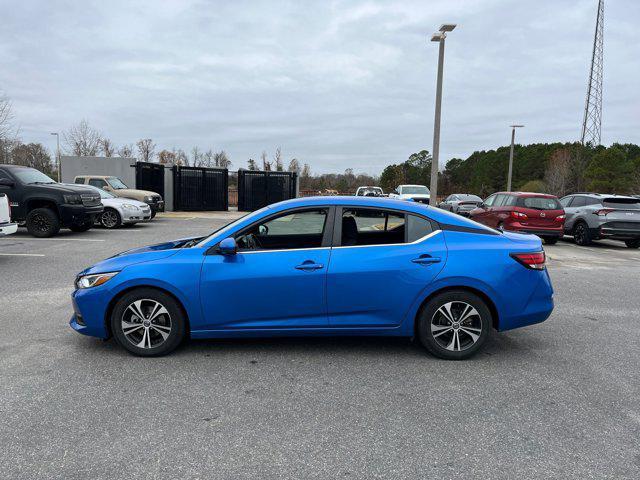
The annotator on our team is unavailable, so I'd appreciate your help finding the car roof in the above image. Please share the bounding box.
[267,196,484,229]
[399,184,428,187]
[75,175,113,179]
[491,191,557,198]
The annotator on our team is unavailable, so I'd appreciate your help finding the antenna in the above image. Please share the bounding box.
[580,0,604,146]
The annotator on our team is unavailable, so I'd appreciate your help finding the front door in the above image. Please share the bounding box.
[327,207,447,327]
[199,207,332,330]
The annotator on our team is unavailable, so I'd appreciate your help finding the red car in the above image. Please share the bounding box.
[469,192,565,244]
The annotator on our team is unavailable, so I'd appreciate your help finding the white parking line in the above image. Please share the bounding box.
[0,253,45,257]
[0,238,105,242]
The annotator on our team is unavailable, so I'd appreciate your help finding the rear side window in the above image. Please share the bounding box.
[603,198,640,210]
[341,208,405,246]
[502,195,518,207]
[407,215,434,242]
[89,179,107,188]
[585,198,601,206]
[519,197,561,210]
[74,178,85,184]
[570,197,587,208]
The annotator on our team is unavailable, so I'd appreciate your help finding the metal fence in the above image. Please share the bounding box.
[237,170,297,211]
[173,166,228,211]
[135,162,165,197]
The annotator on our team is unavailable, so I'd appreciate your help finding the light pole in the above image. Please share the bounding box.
[50,132,60,182]
[429,23,456,206]
[506,125,524,192]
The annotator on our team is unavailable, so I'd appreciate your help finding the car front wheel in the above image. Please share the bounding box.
[100,208,121,229]
[111,288,186,356]
[625,239,640,249]
[26,207,60,238]
[417,291,492,360]
[573,222,592,246]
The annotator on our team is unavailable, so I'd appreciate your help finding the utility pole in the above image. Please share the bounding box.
[507,125,524,192]
[429,24,456,206]
[581,0,604,146]
[50,132,60,182]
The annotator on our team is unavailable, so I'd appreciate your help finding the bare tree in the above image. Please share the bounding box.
[191,146,202,166]
[301,163,311,178]
[261,151,271,171]
[202,149,215,168]
[174,148,188,166]
[63,120,102,156]
[287,158,300,173]
[214,150,231,169]
[0,94,14,142]
[136,138,156,163]
[274,147,283,171]
[117,144,134,157]
[100,138,116,157]
[544,148,573,197]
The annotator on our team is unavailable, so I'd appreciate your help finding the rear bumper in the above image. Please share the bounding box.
[499,270,554,331]
[0,222,17,236]
[507,223,563,237]
[60,204,104,226]
[598,226,640,240]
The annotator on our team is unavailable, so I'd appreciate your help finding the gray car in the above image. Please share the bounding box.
[438,194,483,216]
[560,193,640,248]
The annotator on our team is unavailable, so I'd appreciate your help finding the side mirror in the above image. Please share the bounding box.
[219,237,237,255]
[0,178,15,187]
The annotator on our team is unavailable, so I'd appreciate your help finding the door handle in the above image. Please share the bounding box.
[412,255,441,265]
[295,260,324,271]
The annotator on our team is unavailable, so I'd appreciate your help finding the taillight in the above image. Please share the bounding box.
[510,251,546,270]
[555,214,565,222]
[510,210,528,220]
[593,208,614,216]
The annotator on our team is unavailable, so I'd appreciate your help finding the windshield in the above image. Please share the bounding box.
[401,186,429,195]
[603,198,640,210]
[107,177,128,189]
[195,208,267,248]
[86,185,116,199]
[519,197,561,210]
[12,168,56,184]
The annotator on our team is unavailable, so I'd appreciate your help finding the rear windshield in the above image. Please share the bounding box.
[603,198,640,210]
[518,197,561,210]
[458,194,482,202]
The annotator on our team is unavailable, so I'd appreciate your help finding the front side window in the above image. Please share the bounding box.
[107,177,128,189]
[493,194,507,207]
[560,196,573,208]
[236,209,328,251]
[74,177,85,184]
[571,197,587,208]
[484,195,496,207]
[341,208,405,246]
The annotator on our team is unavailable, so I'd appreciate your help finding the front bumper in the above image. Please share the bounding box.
[147,200,165,212]
[0,222,18,236]
[122,207,152,223]
[69,288,110,339]
[60,204,104,226]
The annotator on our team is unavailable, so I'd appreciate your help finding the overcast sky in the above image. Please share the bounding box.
[1,0,638,174]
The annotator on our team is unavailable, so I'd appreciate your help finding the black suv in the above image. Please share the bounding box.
[0,165,103,237]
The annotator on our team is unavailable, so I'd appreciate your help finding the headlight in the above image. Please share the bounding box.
[75,272,118,289]
[144,196,154,203]
[122,203,139,210]
[64,194,82,205]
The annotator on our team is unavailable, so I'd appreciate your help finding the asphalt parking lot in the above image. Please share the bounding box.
[1,216,639,479]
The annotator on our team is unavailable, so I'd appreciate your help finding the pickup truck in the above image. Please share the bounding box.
[388,184,431,204]
[0,192,17,236]
[0,165,103,237]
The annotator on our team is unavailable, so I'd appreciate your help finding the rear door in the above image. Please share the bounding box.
[563,196,586,230]
[471,194,496,225]
[326,207,447,328]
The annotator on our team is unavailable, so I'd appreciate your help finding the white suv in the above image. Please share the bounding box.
[0,192,17,236]
[389,184,430,204]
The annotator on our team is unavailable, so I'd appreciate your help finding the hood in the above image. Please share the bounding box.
[81,236,203,275]
[41,183,100,195]
[113,188,161,199]
[102,197,149,208]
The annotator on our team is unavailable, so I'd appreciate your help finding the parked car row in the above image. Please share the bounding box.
[438,190,640,249]
[0,165,164,238]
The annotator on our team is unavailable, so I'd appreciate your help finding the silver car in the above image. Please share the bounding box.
[438,194,483,217]
[84,185,152,228]
[560,193,640,248]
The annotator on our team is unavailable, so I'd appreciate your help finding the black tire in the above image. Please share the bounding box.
[625,239,640,249]
[542,236,558,245]
[100,208,122,229]
[417,290,492,360]
[573,222,592,246]
[150,210,157,219]
[69,221,93,232]
[26,207,60,238]
[111,288,186,357]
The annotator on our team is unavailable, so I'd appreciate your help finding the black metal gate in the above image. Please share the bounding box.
[135,162,165,197]
[173,166,228,211]
[238,170,297,211]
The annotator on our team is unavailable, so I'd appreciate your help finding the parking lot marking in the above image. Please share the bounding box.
[0,238,105,242]
[0,253,46,257]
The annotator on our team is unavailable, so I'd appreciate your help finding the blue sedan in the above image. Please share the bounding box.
[70,196,554,359]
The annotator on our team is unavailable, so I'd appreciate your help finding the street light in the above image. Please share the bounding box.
[506,125,524,192]
[428,23,456,206]
[50,132,60,182]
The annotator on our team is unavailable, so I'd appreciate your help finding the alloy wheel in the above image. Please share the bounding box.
[32,213,51,233]
[430,301,482,352]
[121,299,172,349]
[101,210,119,228]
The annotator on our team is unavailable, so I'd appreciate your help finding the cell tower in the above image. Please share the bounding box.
[580,0,604,146]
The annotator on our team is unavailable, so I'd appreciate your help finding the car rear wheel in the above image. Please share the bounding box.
[573,222,592,246]
[100,208,121,229]
[625,239,640,249]
[542,236,558,245]
[417,291,492,360]
[26,207,60,238]
[111,288,186,357]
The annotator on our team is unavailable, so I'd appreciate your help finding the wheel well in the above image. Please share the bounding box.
[26,199,58,215]
[414,286,500,334]
[104,285,191,339]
